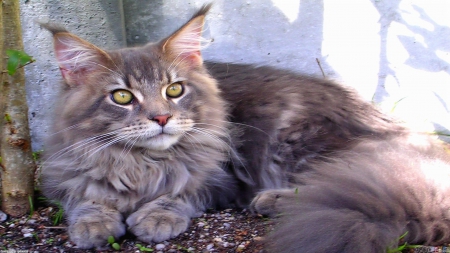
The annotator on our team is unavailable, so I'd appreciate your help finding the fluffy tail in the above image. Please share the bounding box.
[258,137,450,253]
[264,180,407,253]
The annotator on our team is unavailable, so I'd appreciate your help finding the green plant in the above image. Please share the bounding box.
[37,197,65,225]
[52,202,64,225]
[5,49,35,75]
[386,232,420,253]
[390,97,407,113]
[136,243,154,252]
[52,206,64,225]
[32,150,43,161]
[432,131,450,137]
[4,114,12,123]
[28,195,35,218]
[107,236,121,251]
[176,244,194,252]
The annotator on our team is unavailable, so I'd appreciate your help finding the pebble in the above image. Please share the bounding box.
[21,228,34,234]
[26,219,37,224]
[0,210,7,222]
[155,243,165,250]
[206,243,214,250]
[23,233,34,238]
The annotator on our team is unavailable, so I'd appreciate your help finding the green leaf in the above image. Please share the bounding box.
[32,150,43,161]
[112,242,121,250]
[107,235,115,244]
[136,244,154,252]
[6,49,34,76]
[4,114,11,123]
[28,195,35,217]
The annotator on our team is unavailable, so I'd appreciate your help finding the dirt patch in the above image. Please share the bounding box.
[1,204,273,253]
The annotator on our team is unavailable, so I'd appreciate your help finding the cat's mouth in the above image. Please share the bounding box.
[148,132,168,139]
[139,131,182,150]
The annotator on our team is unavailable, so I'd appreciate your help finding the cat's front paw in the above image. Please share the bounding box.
[68,205,125,249]
[250,188,299,217]
[126,204,191,243]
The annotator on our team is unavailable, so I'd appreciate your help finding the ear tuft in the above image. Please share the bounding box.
[42,24,112,86]
[160,4,212,69]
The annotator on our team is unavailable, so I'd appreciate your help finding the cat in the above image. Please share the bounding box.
[41,4,450,253]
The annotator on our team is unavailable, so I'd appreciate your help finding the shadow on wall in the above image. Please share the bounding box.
[371,0,402,103]
[371,0,450,103]
[46,0,125,48]
[398,5,450,75]
[123,0,332,78]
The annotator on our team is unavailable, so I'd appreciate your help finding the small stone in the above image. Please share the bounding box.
[8,223,15,228]
[155,244,165,250]
[254,236,264,242]
[223,222,231,229]
[26,219,37,224]
[197,222,205,227]
[21,228,34,234]
[0,210,7,222]
[206,244,214,250]
[236,245,246,252]
[23,233,33,238]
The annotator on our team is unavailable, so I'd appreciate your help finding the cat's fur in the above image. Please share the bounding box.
[41,4,450,252]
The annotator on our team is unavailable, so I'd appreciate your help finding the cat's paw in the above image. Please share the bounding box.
[250,188,300,217]
[68,205,125,249]
[126,206,191,243]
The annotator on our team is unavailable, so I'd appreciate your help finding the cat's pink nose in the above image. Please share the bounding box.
[152,114,171,126]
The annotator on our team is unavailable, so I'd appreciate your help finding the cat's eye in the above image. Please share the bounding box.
[111,89,134,105]
[166,82,184,98]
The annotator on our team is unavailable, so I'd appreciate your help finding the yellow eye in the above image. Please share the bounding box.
[111,90,134,105]
[166,82,184,98]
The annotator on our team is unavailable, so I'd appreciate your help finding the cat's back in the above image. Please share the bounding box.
[206,62,402,165]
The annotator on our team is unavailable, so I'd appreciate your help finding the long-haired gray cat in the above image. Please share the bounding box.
[41,4,450,253]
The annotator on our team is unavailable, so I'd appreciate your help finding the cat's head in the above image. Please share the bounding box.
[44,4,226,151]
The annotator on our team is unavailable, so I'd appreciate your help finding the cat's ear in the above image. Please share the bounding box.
[159,4,212,69]
[41,23,112,86]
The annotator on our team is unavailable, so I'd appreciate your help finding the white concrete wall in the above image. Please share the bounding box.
[20,0,125,150]
[21,0,450,150]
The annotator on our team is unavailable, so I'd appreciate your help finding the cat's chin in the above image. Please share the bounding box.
[137,133,181,150]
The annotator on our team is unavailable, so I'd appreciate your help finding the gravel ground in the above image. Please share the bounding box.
[0,203,273,253]
[1,204,450,253]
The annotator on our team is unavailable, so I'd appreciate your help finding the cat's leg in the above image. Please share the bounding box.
[67,202,125,249]
[126,195,197,243]
[250,188,300,217]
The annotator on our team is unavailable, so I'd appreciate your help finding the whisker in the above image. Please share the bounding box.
[43,130,121,166]
[189,127,249,177]
[204,119,273,140]
[184,131,211,154]
[49,123,83,136]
